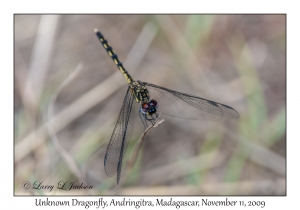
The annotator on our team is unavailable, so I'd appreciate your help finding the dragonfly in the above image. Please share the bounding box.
[94,29,240,184]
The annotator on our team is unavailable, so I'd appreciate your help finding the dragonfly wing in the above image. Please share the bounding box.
[144,82,239,121]
[104,86,134,184]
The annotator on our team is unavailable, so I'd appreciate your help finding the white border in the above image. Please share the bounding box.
[3,0,297,209]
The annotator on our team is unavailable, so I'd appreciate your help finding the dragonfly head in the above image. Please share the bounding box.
[141,99,158,115]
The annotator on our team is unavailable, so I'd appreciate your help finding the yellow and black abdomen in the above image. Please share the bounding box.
[95,29,133,84]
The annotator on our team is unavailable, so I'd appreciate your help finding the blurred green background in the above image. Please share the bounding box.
[14,15,286,195]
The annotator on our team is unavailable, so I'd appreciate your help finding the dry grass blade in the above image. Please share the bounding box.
[223,127,285,177]
[118,117,164,187]
[154,15,211,93]
[127,118,165,170]
[154,15,240,104]
[47,63,84,182]
[24,15,60,109]
[140,151,225,185]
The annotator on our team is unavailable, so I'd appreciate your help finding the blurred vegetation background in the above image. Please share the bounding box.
[14,15,286,195]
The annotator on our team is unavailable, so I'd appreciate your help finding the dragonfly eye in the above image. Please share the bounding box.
[142,102,150,112]
[149,99,158,108]
[148,107,157,114]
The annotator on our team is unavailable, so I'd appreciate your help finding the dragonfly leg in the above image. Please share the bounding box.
[153,112,161,124]
[150,115,156,125]
[143,114,149,128]
[141,110,162,127]
[147,113,160,125]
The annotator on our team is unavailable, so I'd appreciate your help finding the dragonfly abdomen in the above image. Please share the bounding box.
[94,29,133,84]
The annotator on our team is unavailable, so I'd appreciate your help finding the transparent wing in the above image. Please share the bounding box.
[144,82,239,121]
[104,86,134,184]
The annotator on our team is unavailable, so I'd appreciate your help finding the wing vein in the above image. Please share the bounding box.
[104,86,134,184]
[144,82,239,120]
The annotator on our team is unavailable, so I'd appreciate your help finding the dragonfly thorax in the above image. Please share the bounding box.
[130,80,150,103]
